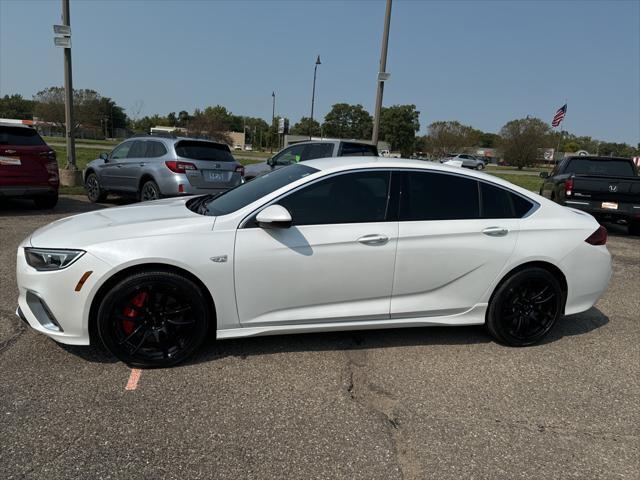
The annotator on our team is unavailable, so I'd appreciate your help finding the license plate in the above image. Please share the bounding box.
[602,201,618,210]
[206,171,229,182]
[0,156,21,166]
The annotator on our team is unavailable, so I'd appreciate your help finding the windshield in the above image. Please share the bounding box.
[0,126,46,146]
[566,158,635,177]
[197,163,319,216]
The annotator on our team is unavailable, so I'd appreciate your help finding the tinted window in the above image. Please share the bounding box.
[146,141,167,158]
[340,142,378,157]
[0,126,45,146]
[274,144,306,165]
[201,164,318,216]
[111,141,133,160]
[175,141,234,162]
[303,143,334,160]
[278,171,390,225]
[512,194,534,217]
[480,182,534,218]
[566,158,635,177]
[400,171,479,221]
[127,141,147,158]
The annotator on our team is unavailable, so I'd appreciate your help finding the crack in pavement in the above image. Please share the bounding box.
[0,308,27,355]
[343,336,419,480]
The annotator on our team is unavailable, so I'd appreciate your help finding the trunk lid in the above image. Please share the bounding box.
[572,175,640,203]
[174,139,242,189]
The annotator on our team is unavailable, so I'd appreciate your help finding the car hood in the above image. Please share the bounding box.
[30,197,215,248]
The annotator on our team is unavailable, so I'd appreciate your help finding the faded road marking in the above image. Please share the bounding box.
[125,368,142,391]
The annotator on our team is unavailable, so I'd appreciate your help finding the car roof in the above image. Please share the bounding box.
[288,139,375,146]
[124,135,229,148]
[0,121,34,129]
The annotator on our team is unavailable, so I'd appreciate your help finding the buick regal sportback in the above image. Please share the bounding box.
[16,158,612,368]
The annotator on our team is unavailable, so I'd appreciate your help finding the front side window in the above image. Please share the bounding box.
[399,171,479,221]
[111,141,133,160]
[277,170,391,226]
[274,144,306,165]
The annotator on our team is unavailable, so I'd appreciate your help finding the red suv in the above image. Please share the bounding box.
[0,121,59,208]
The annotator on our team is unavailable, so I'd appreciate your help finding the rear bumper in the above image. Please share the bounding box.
[157,172,242,196]
[563,199,640,223]
[0,185,57,198]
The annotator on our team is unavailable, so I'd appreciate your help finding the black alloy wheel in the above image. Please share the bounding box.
[486,267,563,346]
[97,271,210,368]
[85,172,107,203]
[140,180,161,202]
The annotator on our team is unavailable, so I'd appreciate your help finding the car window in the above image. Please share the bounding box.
[175,140,234,162]
[111,141,133,160]
[146,141,167,158]
[302,143,334,160]
[200,164,318,216]
[399,171,479,221]
[277,171,390,226]
[0,126,46,146]
[340,142,378,157]
[274,144,306,165]
[127,140,147,158]
[566,158,635,177]
[479,182,534,218]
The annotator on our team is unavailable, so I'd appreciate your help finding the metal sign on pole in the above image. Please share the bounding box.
[53,36,71,48]
[53,24,71,35]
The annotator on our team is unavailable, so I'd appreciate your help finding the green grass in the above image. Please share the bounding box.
[487,172,544,192]
[53,146,101,171]
[59,185,86,195]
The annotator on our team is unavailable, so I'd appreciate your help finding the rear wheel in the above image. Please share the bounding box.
[85,172,107,202]
[96,271,211,368]
[33,193,58,209]
[140,179,161,202]
[486,267,563,346]
[476,163,485,170]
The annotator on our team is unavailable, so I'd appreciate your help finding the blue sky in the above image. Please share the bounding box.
[1,0,638,144]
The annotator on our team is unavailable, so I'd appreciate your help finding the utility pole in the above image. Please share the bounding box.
[309,55,321,139]
[372,0,392,147]
[271,91,276,153]
[62,0,76,171]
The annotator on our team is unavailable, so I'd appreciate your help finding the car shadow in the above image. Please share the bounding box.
[0,195,133,217]
[55,307,610,367]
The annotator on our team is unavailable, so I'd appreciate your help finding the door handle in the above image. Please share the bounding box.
[357,234,389,246]
[482,226,509,237]
[139,163,146,167]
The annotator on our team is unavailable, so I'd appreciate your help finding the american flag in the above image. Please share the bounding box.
[551,103,567,127]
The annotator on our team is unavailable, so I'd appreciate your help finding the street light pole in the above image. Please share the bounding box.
[62,0,76,171]
[372,0,392,147]
[309,55,321,139]
[271,91,275,153]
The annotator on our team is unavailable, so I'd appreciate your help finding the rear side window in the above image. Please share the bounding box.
[340,142,378,157]
[480,182,534,218]
[0,126,45,146]
[566,158,635,176]
[400,171,479,221]
[303,143,334,160]
[127,141,147,158]
[146,141,167,158]
[278,171,390,225]
[175,141,234,162]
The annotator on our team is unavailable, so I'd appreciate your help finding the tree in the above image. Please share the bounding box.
[177,110,191,127]
[0,94,33,119]
[322,103,372,139]
[167,112,177,127]
[562,141,581,153]
[291,116,321,136]
[421,120,480,158]
[379,105,420,156]
[498,117,550,169]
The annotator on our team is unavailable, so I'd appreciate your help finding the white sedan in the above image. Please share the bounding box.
[16,158,612,367]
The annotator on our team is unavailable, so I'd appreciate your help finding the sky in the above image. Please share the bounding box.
[1,0,639,144]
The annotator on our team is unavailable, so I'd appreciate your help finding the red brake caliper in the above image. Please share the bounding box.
[122,291,149,335]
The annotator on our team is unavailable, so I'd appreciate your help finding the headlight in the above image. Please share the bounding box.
[24,248,85,271]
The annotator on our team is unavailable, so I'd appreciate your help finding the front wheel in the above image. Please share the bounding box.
[96,271,211,368]
[85,172,107,202]
[486,267,563,347]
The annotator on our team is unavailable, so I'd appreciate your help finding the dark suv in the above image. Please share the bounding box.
[0,121,58,208]
[243,140,379,180]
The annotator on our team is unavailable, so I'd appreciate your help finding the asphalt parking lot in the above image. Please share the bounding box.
[1,196,638,480]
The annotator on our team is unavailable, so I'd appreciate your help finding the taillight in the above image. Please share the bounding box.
[565,177,574,197]
[39,150,56,160]
[235,165,245,177]
[45,160,59,175]
[165,161,197,173]
[585,225,607,245]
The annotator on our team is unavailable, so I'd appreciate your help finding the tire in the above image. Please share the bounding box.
[33,193,58,209]
[85,172,107,203]
[96,271,211,368]
[139,179,161,202]
[476,163,485,170]
[486,267,563,347]
[629,220,640,236]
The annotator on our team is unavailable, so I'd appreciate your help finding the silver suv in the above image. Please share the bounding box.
[243,140,378,180]
[84,136,244,202]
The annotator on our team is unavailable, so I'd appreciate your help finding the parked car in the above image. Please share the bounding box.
[0,121,58,208]
[440,153,486,169]
[243,140,378,180]
[17,158,611,367]
[84,136,244,202]
[539,156,640,235]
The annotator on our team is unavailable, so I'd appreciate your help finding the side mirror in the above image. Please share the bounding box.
[256,204,292,229]
[539,172,549,178]
[266,157,274,167]
[100,152,109,162]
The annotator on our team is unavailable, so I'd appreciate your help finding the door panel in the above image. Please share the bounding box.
[234,222,398,325]
[391,219,519,318]
[101,141,133,189]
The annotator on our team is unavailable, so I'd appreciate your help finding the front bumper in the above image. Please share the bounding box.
[16,245,112,345]
[563,199,640,224]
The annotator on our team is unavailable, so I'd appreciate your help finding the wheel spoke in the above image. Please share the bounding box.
[118,324,145,345]
[129,330,151,355]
